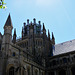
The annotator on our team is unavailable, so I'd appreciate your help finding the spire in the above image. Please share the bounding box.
[14,28,16,35]
[22,27,24,40]
[13,28,16,44]
[48,29,50,36]
[52,32,54,39]
[48,29,50,40]
[4,13,13,27]
[43,23,46,35]
[43,23,45,30]
[52,32,55,44]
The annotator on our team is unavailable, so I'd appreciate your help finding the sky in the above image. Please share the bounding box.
[0,0,75,44]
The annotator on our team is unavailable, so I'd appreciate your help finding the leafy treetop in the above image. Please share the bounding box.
[0,0,6,9]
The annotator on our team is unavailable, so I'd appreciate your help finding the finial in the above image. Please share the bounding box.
[27,19,29,25]
[31,22,32,25]
[13,28,16,44]
[14,28,16,35]
[22,27,24,40]
[48,29,50,36]
[24,22,26,25]
[52,32,54,39]
[33,18,36,24]
[23,22,26,28]
[48,29,50,40]
[38,21,41,25]
[43,23,45,30]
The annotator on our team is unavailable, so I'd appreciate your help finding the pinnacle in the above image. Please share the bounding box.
[4,13,13,27]
[52,32,54,39]
[48,29,50,36]
[43,23,45,30]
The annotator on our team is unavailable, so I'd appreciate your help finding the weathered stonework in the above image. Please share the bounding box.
[0,14,55,75]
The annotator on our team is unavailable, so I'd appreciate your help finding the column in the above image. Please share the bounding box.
[31,65,33,75]
[54,70,56,75]
[26,70,28,75]
[21,67,23,75]
[66,67,72,75]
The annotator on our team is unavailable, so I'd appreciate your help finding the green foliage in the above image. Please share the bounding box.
[0,0,6,9]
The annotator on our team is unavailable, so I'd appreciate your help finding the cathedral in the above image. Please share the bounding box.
[0,14,75,75]
[0,14,55,75]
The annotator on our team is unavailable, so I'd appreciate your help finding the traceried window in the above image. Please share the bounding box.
[52,60,56,66]
[9,67,14,75]
[63,58,67,63]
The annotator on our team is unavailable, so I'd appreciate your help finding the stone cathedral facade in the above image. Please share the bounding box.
[1,14,75,75]
[0,14,55,75]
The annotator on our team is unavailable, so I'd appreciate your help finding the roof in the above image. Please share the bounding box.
[53,39,75,55]
[4,14,13,27]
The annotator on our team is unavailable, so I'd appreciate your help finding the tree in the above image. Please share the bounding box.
[0,0,6,9]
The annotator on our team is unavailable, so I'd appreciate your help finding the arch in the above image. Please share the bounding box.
[63,58,67,63]
[9,67,14,75]
[22,66,26,75]
[35,69,38,75]
[6,64,14,75]
[6,64,14,72]
[71,67,75,75]
[59,69,66,75]
[27,66,31,75]
[50,72,54,75]
[52,60,56,66]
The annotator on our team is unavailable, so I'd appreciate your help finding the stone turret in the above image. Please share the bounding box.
[2,14,13,55]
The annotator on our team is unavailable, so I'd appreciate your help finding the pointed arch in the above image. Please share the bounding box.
[9,67,14,75]
[59,69,66,75]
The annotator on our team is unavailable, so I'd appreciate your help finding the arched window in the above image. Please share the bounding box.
[71,67,75,75]
[27,68,30,75]
[35,70,38,75]
[63,58,67,63]
[50,72,54,75]
[12,52,15,56]
[22,69,24,75]
[59,69,66,75]
[52,60,56,66]
[9,67,14,75]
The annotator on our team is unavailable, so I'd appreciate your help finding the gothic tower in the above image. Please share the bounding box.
[2,14,13,55]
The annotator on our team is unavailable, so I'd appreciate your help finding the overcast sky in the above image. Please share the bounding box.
[0,0,75,44]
